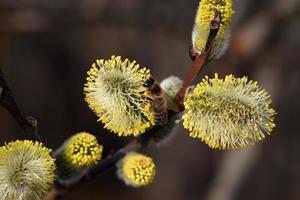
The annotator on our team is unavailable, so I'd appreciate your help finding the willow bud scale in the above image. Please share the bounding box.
[84,56,155,137]
[0,140,55,200]
[160,76,183,100]
[182,74,276,149]
[117,153,156,187]
[192,0,234,59]
[62,132,103,169]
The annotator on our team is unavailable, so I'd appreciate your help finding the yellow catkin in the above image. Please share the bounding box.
[117,152,156,187]
[63,132,103,169]
[182,74,276,150]
[192,0,234,59]
[0,140,55,200]
[84,55,155,137]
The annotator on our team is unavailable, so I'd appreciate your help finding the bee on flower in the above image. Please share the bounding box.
[84,55,168,137]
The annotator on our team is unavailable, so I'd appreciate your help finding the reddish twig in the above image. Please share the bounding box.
[175,53,206,110]
[175,10,222,110]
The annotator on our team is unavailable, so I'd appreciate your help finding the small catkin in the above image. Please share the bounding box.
[117,152,156,187]
[192,0,234,60]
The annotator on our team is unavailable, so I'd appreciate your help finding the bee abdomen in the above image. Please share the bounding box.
[152,98,168,125]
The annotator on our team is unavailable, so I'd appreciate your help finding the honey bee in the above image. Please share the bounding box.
[141,76,168,125]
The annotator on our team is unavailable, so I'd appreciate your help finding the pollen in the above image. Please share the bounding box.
[117,152,156,187]
[62,132,103,170]
[192,0,234,59]
[0,140,56,200]
[84,55,155,137]
[182,74,276,150]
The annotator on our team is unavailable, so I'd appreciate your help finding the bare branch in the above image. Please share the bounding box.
[0,69,40,141]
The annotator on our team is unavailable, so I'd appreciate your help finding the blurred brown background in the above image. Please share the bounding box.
[0,0,300,199]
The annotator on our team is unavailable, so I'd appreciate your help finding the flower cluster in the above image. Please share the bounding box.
[0,140,55,200]
[117,152,156,187]
[84,56,155,137]
[192,0,234,59]
[182,74,276,149]
[61,132,103,170]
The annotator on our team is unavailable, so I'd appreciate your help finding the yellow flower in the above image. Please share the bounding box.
[117,152,156,187]
[192,0,234,59]
[62,132,103,170]
[0,140,55,200]
[84,55,155,137]
[182,74,276,150]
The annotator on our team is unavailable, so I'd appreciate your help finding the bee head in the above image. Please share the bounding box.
[143,77,155,88]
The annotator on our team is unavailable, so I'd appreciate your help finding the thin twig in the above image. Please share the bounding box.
[47,114,182,199]
[204,10,222,63]
[54,114,179,189]
[0,69,40,141]
[175,53,206,110]
[175,10,222,110]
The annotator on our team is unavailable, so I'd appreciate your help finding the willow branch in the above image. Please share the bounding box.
[0,69,40,141]
[175,53,206,110]
[48,112,182,200]
[48,10,222,200]
[175,10,221,110]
